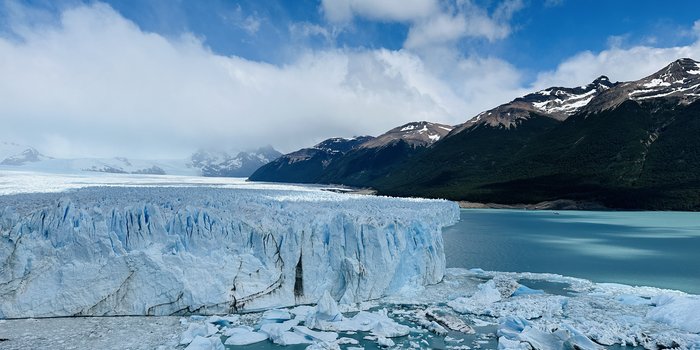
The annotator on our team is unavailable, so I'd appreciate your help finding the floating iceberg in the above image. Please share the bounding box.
[0,186,458,318]
[184,336,225,350]
[0,267,698,350]
[163,270,700,350]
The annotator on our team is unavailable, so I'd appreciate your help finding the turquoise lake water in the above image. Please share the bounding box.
[442,209,700,294]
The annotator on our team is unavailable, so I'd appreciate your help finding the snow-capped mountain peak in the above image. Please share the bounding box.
[452,76,619,132]
[0,142,51,166]
[360,121,454,148]
[519,75,617,118]
[628,58,700,102]
[262,136,373,167]
[583,58,700,113]
[0,140,280,178]
[313,136,374,154]
[188,146,282,177]
[651,57,700,80]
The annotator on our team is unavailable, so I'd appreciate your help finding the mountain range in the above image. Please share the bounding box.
[251,121,452,185]
[0,142,281,177]
[250,58,700,210]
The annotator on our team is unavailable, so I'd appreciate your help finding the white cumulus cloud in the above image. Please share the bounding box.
[2,1,696,160]
[0,2,525,158]
[321,0,438,23]
[321,0,524,48]
[533,41,700,89]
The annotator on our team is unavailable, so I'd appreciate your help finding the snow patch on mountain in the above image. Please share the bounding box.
[585,58,700,113]
[312,136,375,155]
[188,146,282,177]
[453,76,617,131]
[360,121,453,149]
[264,136,374,167]
[531,88,598,115]
[627,59,700,104]
[455,58,700,133]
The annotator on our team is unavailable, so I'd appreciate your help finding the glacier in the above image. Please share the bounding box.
[1,172,698,350]
[0,185,458,318]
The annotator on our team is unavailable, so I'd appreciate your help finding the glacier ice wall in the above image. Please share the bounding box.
[0,187,458,318]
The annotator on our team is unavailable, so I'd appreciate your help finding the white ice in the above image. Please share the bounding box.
[0,178,458,318]
[223,330,268,345]
[647,294,700,333]
[184,336,225,350]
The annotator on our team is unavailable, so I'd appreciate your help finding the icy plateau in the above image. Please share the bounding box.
[0,184,458,318]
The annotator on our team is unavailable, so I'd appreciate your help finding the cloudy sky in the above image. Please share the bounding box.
[1,0,700,158]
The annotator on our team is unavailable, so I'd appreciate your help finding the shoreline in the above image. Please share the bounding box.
[457,198,609,211]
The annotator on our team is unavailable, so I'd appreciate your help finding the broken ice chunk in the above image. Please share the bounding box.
[306,291,344,329]
[222,325,253,337]
[376,336,395,347]
[448,280,502,314]
[223,329,268,346]
[292,326,338,342]
[498,316,600,350]
[646,294,700,333]
[180,324,208,345]
[205,314,239,328]
[184,335,225,350]
[512,285,545,297]
[262,309,293,321]
[371,319,411,338]
[316,291,343,322]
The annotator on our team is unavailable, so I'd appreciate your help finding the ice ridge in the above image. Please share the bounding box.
[0,186,458,318]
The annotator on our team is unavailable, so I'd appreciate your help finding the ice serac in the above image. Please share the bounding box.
[0,187,458,318]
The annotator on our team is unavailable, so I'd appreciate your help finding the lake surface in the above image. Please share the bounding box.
[443,209,700,294]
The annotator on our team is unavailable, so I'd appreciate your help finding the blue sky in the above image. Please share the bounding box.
[1,0,699,157]
[67,0,700,81]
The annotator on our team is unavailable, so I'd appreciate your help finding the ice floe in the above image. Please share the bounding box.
[159,269,700,349]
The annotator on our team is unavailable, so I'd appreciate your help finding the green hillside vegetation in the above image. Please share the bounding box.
[316,140,428,187]
[374,100,700,210]
[250,58,700,211]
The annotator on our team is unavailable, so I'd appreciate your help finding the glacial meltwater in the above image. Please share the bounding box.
[443,209,700,294]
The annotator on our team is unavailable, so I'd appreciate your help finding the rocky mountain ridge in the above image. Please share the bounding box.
[250,58,700,210]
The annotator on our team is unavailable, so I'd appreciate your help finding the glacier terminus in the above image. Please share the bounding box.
[0,177,458,318]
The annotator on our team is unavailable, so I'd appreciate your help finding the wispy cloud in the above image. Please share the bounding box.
[321,0,525,48]
[240,15,261,35]
[320,0,438,23]
[221,4,262,36]
[405,0,524,48]
[289,22,337,45]
[543,0,564,7]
